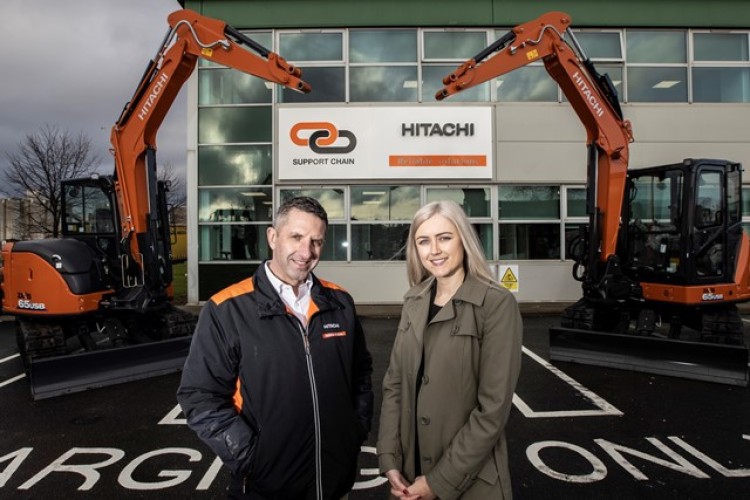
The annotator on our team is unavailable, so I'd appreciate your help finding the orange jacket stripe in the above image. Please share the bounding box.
[212,277,255,305]
[318,278,347,293]
[233,378,243,413]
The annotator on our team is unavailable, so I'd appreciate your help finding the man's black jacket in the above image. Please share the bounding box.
[177,264,374,499]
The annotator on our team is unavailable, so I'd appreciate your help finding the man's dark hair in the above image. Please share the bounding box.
[274,196,328,229]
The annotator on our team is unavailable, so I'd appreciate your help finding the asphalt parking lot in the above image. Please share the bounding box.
[1,313,749,499]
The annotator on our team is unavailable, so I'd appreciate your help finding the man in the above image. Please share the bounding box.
[177,196,373,499]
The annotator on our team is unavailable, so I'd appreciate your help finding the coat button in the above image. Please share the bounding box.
[423,456,432,464]
[422,375,430,385]
[420,416,430,425]
[452,325,459,333]
[455,300,462,306]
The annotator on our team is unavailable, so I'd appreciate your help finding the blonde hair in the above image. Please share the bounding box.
[405,200,494,286]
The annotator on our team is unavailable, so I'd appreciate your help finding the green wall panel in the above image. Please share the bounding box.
[185,0,750,29]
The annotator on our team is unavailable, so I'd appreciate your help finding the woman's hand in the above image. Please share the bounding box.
[405,475,436,500]
[385,469,421,499]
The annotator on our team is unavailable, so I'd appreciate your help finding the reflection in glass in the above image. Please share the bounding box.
[199,224,270,261]
[351,186,419,221]
[279,188,345,219]
[694,33,748,62]
[426,187,491,217]
[627,67,687,102]
[350,66,418,102]
[322,224,347,261]
[564,223,587,260]
[500,223,561,260]
[742,187,750,217]
[199,107,272,144]
[566,188,587,218]
[199,145,272,186]
[573,32,622,59]
[351,224,410,260]
[626,31,687,64]
[473,223,493,260]
[279,67,345,103]
[422,66,489,102]
[499,186,560,219]
[198,188,273,222]
[350,30,417,63]
[279,32,343,61]
[199,69,273,105]
[692,68,750,103]
[423,31,487,60]
[496,66,557,102]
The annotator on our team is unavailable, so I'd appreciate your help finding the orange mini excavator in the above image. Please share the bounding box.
[1,9,310,398]
[437,11,749,385]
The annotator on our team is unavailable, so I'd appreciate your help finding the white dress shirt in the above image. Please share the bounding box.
[265,262,313,326]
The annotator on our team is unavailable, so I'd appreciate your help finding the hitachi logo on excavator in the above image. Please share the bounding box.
[572,71,605,118]
[137,72,170,121]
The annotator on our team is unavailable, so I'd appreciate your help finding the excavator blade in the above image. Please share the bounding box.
[27,336,192,400]
[549,327,749,386]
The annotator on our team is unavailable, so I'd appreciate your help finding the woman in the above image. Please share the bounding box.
[377,200,523,500]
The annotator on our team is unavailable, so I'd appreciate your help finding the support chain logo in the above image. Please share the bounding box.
[290,122,357,154]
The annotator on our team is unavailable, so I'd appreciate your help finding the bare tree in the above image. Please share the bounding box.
[3,125,100,237]
[157,161,186,224]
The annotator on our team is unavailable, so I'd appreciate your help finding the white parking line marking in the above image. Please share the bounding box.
[514,346,623,418]
[0,374,26,387]
[0,353,20,364]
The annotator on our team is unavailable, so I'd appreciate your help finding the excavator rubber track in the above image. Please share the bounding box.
[549,326,749,386]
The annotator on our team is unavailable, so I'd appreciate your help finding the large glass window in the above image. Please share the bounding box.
[350,30,417,63]
[198,107,272,144]
[498,186,561,260]
[199,224,270,261]
[351,186,419,221]
[692,32,750,103]
[499,186,560,219]
[279,32,343,61]
[626,30,687,102]
[350,66,418,102]
[423,31,488,60]
[350,186,418,261]
[198,145,272,186]
[496,66,557,102]
[198,188,273,223]
[198,69,273,105]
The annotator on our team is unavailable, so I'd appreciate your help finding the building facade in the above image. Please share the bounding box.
[182,0,750,305]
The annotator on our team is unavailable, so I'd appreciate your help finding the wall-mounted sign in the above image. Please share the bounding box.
[278,106,493,180]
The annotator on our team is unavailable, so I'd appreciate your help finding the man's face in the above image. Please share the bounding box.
[267,208,326,287]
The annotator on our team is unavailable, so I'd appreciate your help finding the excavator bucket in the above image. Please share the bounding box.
[27,335,193,400]
[549,327,749,386]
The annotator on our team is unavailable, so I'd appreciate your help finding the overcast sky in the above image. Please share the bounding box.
[0,0,187,179]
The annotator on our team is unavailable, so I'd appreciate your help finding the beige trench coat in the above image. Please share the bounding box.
[377,276,523,500]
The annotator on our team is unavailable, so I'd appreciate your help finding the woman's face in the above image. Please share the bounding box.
[414,214,465,280]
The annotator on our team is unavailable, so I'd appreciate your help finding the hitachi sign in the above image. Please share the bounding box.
[571,71,605,118]
[402,122,475,137]
[138,72,169,121]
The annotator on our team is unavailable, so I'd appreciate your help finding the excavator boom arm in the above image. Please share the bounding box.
[110,9,310,296]
[437,11,633,265]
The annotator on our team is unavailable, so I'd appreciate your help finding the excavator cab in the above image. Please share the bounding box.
[622,159,743,289]
[61,177,121,271]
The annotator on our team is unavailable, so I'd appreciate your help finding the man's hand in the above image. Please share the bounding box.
[385,469,420,499]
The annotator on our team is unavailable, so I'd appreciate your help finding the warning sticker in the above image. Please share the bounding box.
[499,265,519,293]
